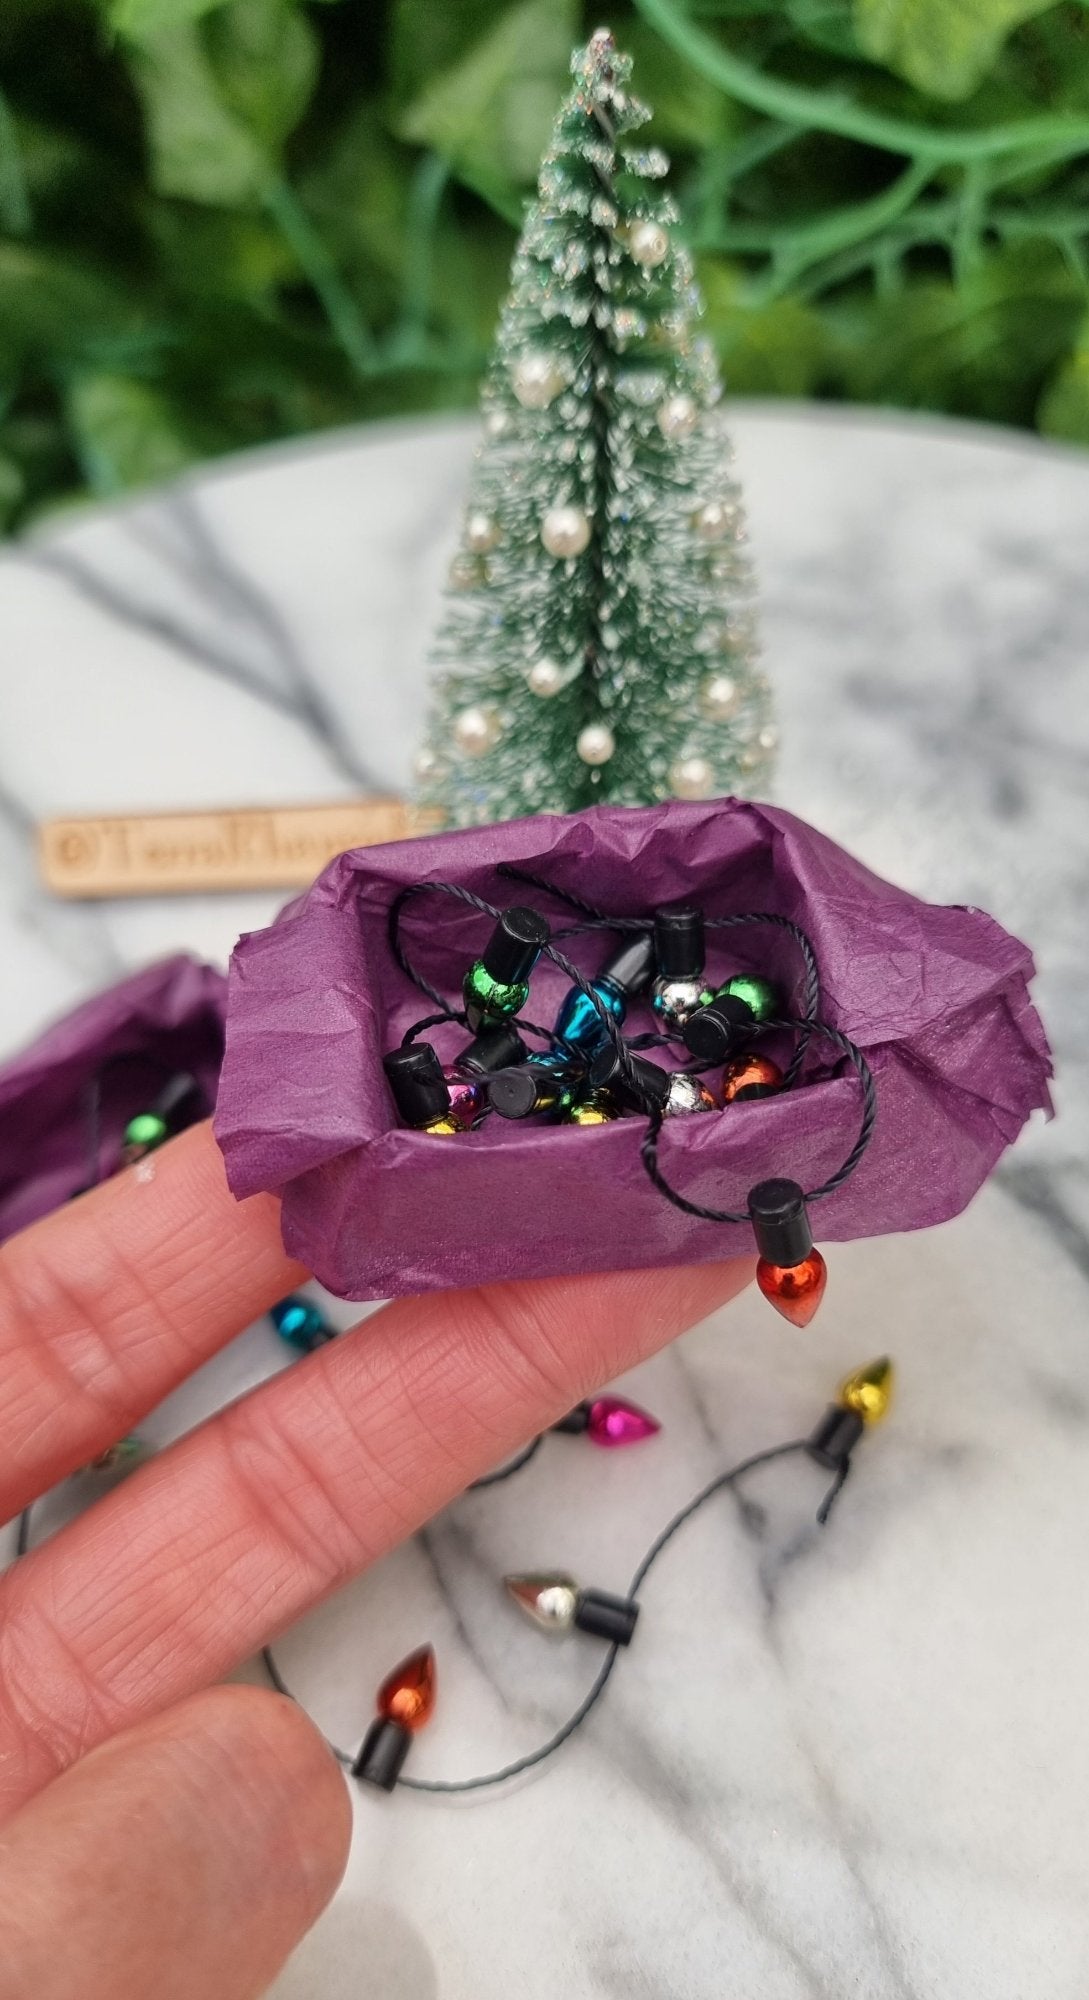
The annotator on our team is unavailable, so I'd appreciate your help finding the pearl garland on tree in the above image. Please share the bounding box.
[513,352,565,409]
[628,219,670,268]
[453,705,502,757]
[577,723,615,766]
[692,500,739,543]
[699,673,741,720]
[657,393,697,440]
[669,754,715,799]
[541,505,591,558]
[465,511,501,554]
[526,658,566,698]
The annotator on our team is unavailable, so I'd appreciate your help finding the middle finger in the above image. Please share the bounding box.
[0,1253,749,1819]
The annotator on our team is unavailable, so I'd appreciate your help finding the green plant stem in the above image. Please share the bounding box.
[633,0,1089,165]
[0,87,31,235]
[704,158,933,298]
[262,174,378,378]
[385,152,451,365]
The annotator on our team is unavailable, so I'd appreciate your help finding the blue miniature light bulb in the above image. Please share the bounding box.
[553,933,655,1056]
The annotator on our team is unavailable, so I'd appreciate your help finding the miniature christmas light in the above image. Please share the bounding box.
[721,1053,784,1101]
[651,905,711,1029]
[806,1359,893,1519]
[553,933,655,1056]
[564,1094,619,1126]
[683,990,758,1063]
[441,1021,527,1130]
[717,973,780,1022]
[505,1574,640,1646]
[463,907,550,1030]
[88,1435,147,1473]
[352,1646,437,1791]
[488,1052,583,1121]
[269,1294,336,1352]
[588,1042,715,1117]
[382,1045,461,1136]
[749,1178,827,1327]
[553,1395,661,1447]
[121,1071,205,1161]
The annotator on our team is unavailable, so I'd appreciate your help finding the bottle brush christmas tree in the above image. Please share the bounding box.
[414,28,774,829]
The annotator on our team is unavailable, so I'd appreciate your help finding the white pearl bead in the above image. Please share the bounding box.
[692,499,739,542]
[483,408,510,439]
[541,504,591,558]
[448,553,482,590]
[700,673,741,720]
[513,351,564,409]
[758,724,779,751]
[629,219,670,268]
[413,747,439,781]
[576,722,615,766]
[465,510,500,554]
[527,657,565,698]
[670,754,715,799]
[657,393,698,439]
[453,705,501,757]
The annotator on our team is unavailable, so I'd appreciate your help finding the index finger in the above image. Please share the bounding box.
[0,1124,305,1523]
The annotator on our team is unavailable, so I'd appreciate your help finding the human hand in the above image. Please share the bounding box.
[0,1122,751,1998]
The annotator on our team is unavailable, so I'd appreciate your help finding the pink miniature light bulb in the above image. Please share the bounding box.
[586,1396,661,1448]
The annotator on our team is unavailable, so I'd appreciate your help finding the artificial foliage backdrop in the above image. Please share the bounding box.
[3,0,1089,530]
[417,33,772,823]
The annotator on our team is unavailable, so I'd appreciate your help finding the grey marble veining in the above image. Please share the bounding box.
[1,405,1087,1999]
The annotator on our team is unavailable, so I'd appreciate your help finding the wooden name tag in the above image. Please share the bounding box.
[38,800,434,899]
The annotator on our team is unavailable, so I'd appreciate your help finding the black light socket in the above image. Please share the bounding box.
[806,1405,865,1470]
[574,1589,640,1646]
[682,993,756,1062]
[551,1403,591,1435]
[653,904,705,979]
[588,1043,670,1112]
[600,931,656,996]
[488,1056,573,1120]
[481,906,550,985]
[748,1178,813,1267]
[383,1044,450,1127]
[454,1022,527,1076]
[352,1717,411,1790]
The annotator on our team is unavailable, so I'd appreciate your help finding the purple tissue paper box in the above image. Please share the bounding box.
[0,956,227,1246]
[214,799,1052,1300]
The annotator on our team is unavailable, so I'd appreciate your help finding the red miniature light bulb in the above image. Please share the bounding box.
[587,1396,660,1447]
[755,1249,827,1328]
[377,1646,436,1732]
[352,1645,437,1790]
[748,1178,827,1328]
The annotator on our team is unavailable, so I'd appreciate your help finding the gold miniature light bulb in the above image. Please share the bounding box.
[837,1357,894,1426]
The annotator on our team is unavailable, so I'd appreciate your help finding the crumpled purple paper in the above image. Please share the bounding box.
[0,956,227,1245]
[214,799,1052,1299]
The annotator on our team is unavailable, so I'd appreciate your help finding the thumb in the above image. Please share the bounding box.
[0,1685,351,2000]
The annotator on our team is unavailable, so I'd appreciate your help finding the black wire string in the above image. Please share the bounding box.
[259,1434,850,1793]
[497,866,819,1089]
[467,1435,546,1490]
[389,881,655,1110]
[639,1015,876,1225]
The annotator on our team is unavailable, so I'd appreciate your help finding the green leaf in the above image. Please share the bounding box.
[398,0,577,200]
[699,260,834,393]
[66,373,194,494]
[0,449,25,526]
[122,21,268,206]
[854,0,1059,101]
[388,0,501,103]
[0,242,137,372]
[106,0,224,35]
[1038,314,1089,444]
[204,0,319,152]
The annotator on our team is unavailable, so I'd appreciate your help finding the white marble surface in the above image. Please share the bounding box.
[2,405,1088,1999]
